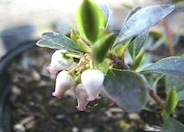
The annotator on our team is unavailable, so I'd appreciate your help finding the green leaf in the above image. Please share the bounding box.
[164,89,179,115]
[36,32,81,53]
[77,0,106,43]
[104,69,148,113]
[141,57,184,77]
[92,33,116,63]
[113,4,175,46]
[132,52,145,70]
[96,58,112,73]
[129,31,149,59]
[113,40,131,57]
[70,30,91,53]
[162,117,184,132]
[70,30,80,43]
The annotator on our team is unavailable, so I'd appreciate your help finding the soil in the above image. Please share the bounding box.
[7,47,162,132]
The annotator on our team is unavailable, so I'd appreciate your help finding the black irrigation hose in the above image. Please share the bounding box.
[0,40,38,132]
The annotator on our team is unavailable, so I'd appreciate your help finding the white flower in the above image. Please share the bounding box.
[75,84,89,111]
[52,70,75,99]
[47,50,76,74]
[81,69,104,101]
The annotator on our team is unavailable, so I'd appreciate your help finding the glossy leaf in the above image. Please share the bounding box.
[37,32,81,53]
[77,0,106,43]
[113,4,175,46]
[165,89,179,115]
[141,57,184,77]
[162,117,184,132]
[123,7,142,23]
[92,33,116,63]
[104,69,148,113]
[129,31,149,59]
[41,32,58,39]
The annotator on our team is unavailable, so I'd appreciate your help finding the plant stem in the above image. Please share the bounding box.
[69,57,85,73]
[149,88,165,106]
[65,53,82,59]
[113,57,130,70]
[89,59,93,69]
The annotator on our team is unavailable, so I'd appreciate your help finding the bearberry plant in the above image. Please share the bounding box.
[37,0,184,131]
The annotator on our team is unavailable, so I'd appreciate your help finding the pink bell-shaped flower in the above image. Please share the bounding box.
[52,70,75,99]
[81,69,104,101]
[75,84,89,111]
[47,50,76,75]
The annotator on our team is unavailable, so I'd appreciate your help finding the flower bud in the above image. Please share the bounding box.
[47,50,76,74]
[52,70,75,99]
[81,69,104,101]
[75,84,89,111]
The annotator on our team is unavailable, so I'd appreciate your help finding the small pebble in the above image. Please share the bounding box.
[72,127,79,132]
[14,124,26,132]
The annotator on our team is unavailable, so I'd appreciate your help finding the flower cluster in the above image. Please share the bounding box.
[47,50,105,111]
